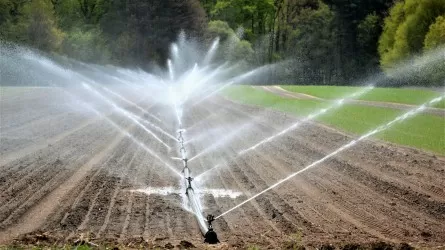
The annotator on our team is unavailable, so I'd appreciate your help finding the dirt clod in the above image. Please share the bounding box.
[397,243,414,250]
[420,231,432,238]
[177,240,195,249]
[320,244,335,250]
[342,243,361,250]
[371,242,393,250]
[165,242,174,249]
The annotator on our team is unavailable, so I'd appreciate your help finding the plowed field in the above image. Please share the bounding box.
[1,88,444,249]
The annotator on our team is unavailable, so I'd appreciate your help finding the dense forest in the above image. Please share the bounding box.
[0,0,444,85]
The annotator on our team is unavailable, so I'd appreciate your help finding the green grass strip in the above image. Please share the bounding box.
[222,86,445,155]
[281,85,445,109]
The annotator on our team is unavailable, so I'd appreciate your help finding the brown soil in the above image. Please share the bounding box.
[0,88,444,249]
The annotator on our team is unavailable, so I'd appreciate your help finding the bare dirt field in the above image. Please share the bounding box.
[0,88,444,249]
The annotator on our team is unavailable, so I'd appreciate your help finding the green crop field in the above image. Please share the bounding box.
[281,85,445,109]
[222,86,445,155]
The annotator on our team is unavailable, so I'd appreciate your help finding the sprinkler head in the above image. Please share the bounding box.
[186,176,193,188]
[206,214,215,228]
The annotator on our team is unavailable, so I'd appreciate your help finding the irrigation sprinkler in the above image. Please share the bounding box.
[204,215,219,244]
[176,125,220,244]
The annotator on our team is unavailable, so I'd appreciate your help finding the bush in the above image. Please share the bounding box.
[229,39,254,62]
[378,0,445,85]
[61,28,110,63]
[424,16,445,50]
[207,20,236,41]
[24,0,64,52]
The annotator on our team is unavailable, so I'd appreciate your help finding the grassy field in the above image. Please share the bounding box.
[222,86,445,155]
[281,85,445,109]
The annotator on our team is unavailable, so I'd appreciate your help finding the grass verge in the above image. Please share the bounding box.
[222,86,445,155]
[281,85,445,109]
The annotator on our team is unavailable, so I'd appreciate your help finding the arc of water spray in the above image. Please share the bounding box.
[182,63,238,105]
[168,59,175,81]
[214,94,445,220]
[110,76,141,92]
[194,85,375,181]
[203,37,220,65]
[101,85,162,122]
[195,162,227,182]
[92,109,182,177]
[169,86,184,127]
[188,122,253,162]
[176,63,200,103]
[128,112,177,141]
[82,82,171,149]
[238,85,374,155]
[184,113,218,132]
[192,65,269,106]
[27,81,181,177]
[20,52,173,150]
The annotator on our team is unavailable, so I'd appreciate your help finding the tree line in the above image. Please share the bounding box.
[0,0,444,85]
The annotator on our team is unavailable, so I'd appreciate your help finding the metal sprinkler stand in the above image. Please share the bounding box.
[204,215,219,244]
[177,129,219,244]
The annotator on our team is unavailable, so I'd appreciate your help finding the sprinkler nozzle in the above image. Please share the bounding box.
[186,176,193,188]
[206,214,215,228]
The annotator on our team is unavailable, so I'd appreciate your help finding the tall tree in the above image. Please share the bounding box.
[379,0,445,70]
[100,0,207,66]
[379,0,445,85]
[0,0,30,42]
[282,1,336,83]
[211,0,274,40]
[323,0,392,80]
[24,0,64,51]
[424,15,445,50]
